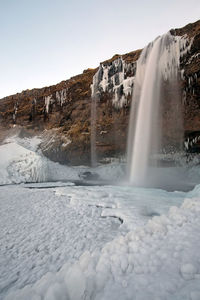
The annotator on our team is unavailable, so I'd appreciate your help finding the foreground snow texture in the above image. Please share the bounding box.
[1,136,200,299]
[1,184,200,300]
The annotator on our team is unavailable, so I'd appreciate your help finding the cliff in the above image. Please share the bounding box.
[0,20,199,165]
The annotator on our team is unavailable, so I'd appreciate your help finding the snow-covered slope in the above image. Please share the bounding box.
[0,135,126,185]
[0,141,47,184]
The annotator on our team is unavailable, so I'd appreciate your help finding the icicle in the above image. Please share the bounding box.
[91,57,136,108]
[44,95,52,113]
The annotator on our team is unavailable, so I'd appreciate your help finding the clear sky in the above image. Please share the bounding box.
[0,0,199,98]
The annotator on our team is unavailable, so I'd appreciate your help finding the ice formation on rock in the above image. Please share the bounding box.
[91,57,136,108]
[44,89,67,114]
[90,57,136,166]
[56,89,67,106]
[44,95,53,113]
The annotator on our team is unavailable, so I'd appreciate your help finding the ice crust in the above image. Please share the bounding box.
[2,183,200,300]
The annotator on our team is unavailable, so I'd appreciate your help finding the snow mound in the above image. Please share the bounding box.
[5,135,42,152]
[0,142,47,184]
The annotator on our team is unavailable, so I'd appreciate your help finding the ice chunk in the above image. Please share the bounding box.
[64,264,86,300]
[180,263,197,280]
[44,283,68,300]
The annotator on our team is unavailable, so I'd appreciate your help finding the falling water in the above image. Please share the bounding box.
[127,32,188,186]
[91,95,97,167]
[90,69,101,167]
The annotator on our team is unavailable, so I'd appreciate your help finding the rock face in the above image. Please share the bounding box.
[0,20,199,165]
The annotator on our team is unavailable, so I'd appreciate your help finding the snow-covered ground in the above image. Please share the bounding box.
[1,135,200,300]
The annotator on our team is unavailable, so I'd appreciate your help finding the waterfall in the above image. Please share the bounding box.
[127,32,191,187]
[91,94,97,167]
[90,69,101,167]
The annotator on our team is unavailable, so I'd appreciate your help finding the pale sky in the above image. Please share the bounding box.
[0,0,199,98]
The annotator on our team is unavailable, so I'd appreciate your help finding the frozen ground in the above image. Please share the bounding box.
[0,184,122,298]
[0,135,200,299]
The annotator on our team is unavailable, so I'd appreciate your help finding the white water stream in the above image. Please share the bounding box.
[127,32,190,186]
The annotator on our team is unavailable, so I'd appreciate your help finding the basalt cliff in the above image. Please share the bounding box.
[0,20,200,165]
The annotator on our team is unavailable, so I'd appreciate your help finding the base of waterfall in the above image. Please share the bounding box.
[1,136,200,300]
